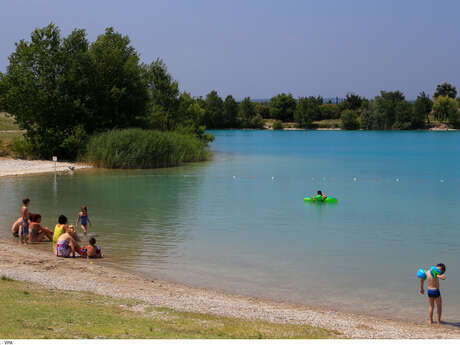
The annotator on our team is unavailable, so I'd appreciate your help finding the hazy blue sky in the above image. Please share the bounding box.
[1,0,459,99]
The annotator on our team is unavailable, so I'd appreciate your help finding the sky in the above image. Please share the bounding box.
[1,0,460,100]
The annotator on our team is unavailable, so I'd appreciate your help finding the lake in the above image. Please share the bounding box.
[1,130,460,322]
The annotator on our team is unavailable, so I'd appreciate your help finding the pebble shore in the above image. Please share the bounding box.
[0,158,92,177]
[1,239,460,339]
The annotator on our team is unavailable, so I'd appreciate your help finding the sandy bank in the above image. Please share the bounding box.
[0,158,92,177]
[1,239,459,339]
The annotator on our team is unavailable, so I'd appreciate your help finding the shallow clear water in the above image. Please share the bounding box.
[1,130,460,322]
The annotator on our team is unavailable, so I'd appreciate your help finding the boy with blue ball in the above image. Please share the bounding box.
[418,263,446,326]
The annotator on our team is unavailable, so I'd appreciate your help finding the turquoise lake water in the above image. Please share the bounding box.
[1,130,460,322]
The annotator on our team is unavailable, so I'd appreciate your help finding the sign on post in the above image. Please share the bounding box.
[52,156,57,173]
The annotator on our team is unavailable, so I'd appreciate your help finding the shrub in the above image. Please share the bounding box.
[8,137,36,159]
[272,120,284,130]
[85,128,210,169]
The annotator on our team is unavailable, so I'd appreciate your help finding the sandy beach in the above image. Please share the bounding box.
[0,158,92,177]
[0,239,459,339]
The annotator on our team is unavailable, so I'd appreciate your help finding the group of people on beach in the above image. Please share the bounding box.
[12,198,102,259]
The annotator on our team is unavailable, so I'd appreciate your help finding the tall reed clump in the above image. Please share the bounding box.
[85,129,210,169]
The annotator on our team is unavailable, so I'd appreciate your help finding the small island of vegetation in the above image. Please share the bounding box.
[1,24,459,168]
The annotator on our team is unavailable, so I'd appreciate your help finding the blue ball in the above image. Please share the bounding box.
[417,268,427,279]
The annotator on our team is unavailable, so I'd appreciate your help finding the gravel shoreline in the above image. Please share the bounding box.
[1,239,459,339]
[0,158,92,177]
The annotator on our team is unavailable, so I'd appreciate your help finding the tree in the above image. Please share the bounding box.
[341,110,360,130]
[432,95,459,126]
[239,97,264,128]
[269,93,297,122]
[374,91,406,129]
[294,97,320,128]
[1,24,95,158]
[433,82,457,99]
[203,90,224,128]
[88,27,149,131]
[255,103,270,118]
[341,92,364,111]
[223,95,239,128]
[413,92,432,128]
[143,59,180,131]
[392,101,414,130]
[319,103,341,119]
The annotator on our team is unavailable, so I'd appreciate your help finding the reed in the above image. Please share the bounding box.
[85,128,210,169]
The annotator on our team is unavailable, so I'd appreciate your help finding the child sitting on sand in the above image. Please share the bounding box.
[80,237,103,258]
[419,263,447,326]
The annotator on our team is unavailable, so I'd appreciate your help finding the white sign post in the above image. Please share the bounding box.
[52,156,57,173]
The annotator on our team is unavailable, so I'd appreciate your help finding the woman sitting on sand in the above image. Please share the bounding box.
[28,214,53,242]
[56,225,81,258]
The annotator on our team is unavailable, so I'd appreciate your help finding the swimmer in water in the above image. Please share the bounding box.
[311,190,327,202]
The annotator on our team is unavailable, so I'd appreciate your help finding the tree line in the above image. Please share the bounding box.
[1,24,459,161]
[199,82,459,131]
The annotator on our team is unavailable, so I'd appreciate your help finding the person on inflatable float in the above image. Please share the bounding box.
[417,263,446,326]
[312,190,327,202]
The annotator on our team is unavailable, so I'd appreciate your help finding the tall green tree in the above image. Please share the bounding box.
[294,97,320,128]
[269,93,297,121]
[341,92,364,111]
[432,95,459,126]
[413,92,432,128]
[433,82,457,99]
[239,97,264,128]
[223,95,239,128]
[374,91,406,129]
[1,24,94,158]
[203,90,224,128]
[255,103,270,118]
[88,27,148,131]
[143,59,180,131]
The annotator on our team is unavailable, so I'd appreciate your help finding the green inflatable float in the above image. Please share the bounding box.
[304,196,338,203]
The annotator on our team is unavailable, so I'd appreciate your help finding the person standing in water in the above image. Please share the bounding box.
[419,263,447,326]
[19,198,30,245]
[76,205,91,236]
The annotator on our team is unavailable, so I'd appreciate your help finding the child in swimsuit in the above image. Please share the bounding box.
[76,205,91,236]
[20,198,30,245]
[419,263,447,326]
[80,237,103,258]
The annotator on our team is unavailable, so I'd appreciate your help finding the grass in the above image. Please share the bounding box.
[0,112,20,131]
[85,128,211,169]
[0,278,339,339]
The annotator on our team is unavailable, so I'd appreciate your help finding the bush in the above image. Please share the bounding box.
[8,137,36,159]
[272,120,284,130]
[85,128,210,169]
